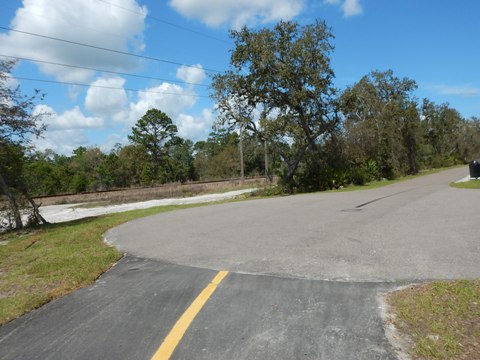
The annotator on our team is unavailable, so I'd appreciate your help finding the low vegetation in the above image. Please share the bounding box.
[0,203,210,325]
[450,180,480,189]
[389,281,480,360]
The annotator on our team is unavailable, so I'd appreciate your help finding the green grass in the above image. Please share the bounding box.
[0,202,212,325]
[450,180,480,189]
[388,280,480,359]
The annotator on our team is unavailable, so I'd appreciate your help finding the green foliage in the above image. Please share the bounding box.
[212,20,339,191]
[341,70,421,179]
[128,109,178,180]
[0,59,49,229]
[193,129,240,180]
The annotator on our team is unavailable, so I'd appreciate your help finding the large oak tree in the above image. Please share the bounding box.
[212,20,339,190]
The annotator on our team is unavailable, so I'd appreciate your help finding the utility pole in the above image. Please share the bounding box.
[239,124,244,184]
[264,139,269,182]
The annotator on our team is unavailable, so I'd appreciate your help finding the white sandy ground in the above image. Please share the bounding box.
[38,188,256,224]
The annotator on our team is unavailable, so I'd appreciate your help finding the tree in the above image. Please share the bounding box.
[420,100,464,167]
[212,20,339,191]
[165,137,196,183]
[128,109,178,182]
[193,130,241,180]
[340,70,420,179]
[0,59,48,229]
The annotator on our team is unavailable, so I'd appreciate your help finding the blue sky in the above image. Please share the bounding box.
[1,0,479,154]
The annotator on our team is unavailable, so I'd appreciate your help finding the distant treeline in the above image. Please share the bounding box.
[22,129,272,196]
[23,97,480,196]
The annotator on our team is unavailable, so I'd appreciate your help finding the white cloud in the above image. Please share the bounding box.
[324,0,362,17]
[33,129,89,154]
[431,85,480,97]
[120,82,198,125]
[0,0,147,82]
[32,104,104,154]
[176,65,206,85]
[85,77,128,119]
[342,0,362,17]
[169,0,303,28]
[35,105,104,130]
[176,108,213,140]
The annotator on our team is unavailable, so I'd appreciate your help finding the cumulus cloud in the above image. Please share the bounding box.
[35,105,104,130]
[176,108,214,140]
[120,82,198,125]
[33,128,89,154]
[324,0,362,17]
[32,104,104,154]
[169,0,303,28]
[176,64,206,85]
[0,0,147,82]
[85,77,128,119]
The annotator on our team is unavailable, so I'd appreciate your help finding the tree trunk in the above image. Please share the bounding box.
[282,147,307,192]
[0,172,23,229]
[24,192,48,225]
[239,125,244,184]
[264,140,271,183]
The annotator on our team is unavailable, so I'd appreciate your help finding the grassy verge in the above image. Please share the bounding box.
[0,202,211,325]
[388,280,480,359]
[450,180,480,189]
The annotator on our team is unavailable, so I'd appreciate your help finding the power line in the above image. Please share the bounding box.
[95,0,230,44]
[0,26,222,73]
[0,54,210,87]
[7,75,211,98]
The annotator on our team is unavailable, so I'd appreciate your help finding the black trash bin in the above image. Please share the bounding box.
[470,160,480,179]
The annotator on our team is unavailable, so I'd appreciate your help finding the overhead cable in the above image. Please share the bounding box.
[0,54,210,87]
[7,75,210,98]
[0,26,221,73]
[95,0,230,44]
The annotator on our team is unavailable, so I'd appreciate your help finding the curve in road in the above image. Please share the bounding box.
[106,167,480,281]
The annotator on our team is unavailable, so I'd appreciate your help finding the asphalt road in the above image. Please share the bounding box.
[1,167,478,360]
[107,166,480,281]
[0,257,398,360]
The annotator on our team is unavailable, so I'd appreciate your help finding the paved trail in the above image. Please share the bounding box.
[2,167,478,360]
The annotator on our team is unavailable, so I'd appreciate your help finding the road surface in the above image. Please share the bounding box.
[107,167,479,281]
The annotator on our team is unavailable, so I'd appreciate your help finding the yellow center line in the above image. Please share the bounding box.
[151,270,229,360]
